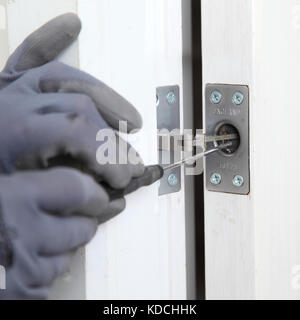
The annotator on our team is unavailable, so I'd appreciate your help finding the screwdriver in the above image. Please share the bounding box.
[104,142,232,201]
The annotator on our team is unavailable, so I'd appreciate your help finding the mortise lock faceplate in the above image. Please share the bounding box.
[157,85,181,196]
[205,84,250,195]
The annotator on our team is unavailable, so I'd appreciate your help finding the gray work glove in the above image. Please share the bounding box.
[0,13,142,131]
[0,168,113,300]
[0,13,145,219]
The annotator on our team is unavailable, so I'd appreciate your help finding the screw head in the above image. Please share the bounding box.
[210,173,222,185]
[166,92,176,105]
[210,91,222,104]
[232,92,244,105]
[233,175,244,187]
[167,173,179,187]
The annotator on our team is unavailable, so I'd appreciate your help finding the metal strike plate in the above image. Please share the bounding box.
[157,85,181,196]
[205,84,249,195]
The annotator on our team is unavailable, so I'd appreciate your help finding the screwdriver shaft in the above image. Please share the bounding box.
[193,133,238,147]
[204,134,238,143]
[163,143,232,171]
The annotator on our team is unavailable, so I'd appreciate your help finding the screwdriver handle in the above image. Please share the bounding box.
[103,165,164,201]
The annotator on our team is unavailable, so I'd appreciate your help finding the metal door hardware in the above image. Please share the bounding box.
[205,84,250,195]
[157,85,181,196]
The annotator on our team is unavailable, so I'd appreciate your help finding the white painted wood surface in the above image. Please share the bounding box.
[78,0,194,300]
[252,0,300,300]
[202,0,255,300]
[1,0,194,299]
[203,0,300,300]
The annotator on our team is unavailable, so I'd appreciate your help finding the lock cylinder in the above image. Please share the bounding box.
[214,122,240,155]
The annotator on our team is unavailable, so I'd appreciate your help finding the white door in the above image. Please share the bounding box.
[1,0,195,299]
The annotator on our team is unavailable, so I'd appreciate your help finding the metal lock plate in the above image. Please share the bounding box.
[157,85,181,196]
[205,84,250,195]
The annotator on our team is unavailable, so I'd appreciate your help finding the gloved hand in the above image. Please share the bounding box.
[0,168,120,300]
[1,13,142,130]
[0,13,144,189]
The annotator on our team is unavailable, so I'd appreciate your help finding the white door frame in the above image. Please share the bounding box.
[203,0,300,300]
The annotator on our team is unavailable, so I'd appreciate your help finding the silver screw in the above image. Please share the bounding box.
[210,173,222,185]
[233,175,244,187]
[166,92,176,105]
[210,91,222,104]
[232,92,244,105]
[156,94,160,107]
[168,173,179,187]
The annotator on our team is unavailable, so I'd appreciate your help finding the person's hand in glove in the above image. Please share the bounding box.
[0,13,147,221]
[0,168,113,300]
